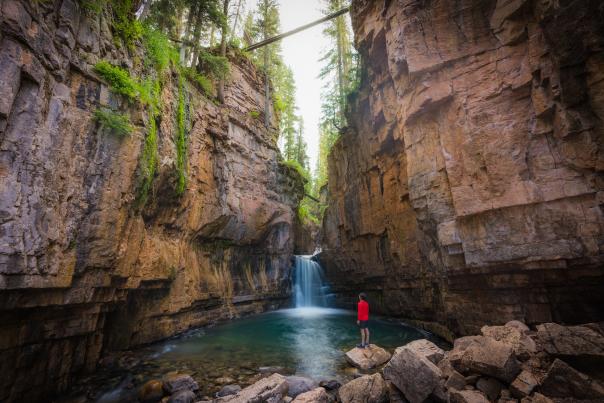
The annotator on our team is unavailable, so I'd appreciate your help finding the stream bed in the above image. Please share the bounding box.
[62,308,445,402]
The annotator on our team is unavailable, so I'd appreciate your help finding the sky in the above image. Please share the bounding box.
[243,0,335,170]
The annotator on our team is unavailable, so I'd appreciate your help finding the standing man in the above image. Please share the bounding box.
[356,293,370,348]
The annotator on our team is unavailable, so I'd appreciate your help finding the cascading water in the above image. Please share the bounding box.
[293,255,329,307]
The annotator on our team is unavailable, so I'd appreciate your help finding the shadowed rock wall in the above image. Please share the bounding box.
[321,0,604,339]
[0,1,303,401]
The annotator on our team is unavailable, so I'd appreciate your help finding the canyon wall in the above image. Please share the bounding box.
[0,1,303,401]
[321,0,604,339]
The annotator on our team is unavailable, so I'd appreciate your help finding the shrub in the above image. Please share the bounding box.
[94,108,132,137]
[142,25,179,74]
[94,61,139,101]
[182,67,214,97]
[198,51,230,81]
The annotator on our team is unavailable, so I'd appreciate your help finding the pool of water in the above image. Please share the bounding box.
[65,308,445,402]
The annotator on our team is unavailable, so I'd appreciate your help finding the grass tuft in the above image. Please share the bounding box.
[93,107,132,137]
[94,61,139,101]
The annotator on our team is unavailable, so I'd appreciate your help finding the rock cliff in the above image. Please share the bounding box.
[0,1,303,401]
[321,0,604,338]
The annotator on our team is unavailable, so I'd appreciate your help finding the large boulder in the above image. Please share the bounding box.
[138,379,164,402]
[475,377,502,401]
[448,389,490,403]
[216,373,289,403]
[449,336,521,382]
[383,340,443,403]
[291,387,329,403]
[338,373,387,403]
[286,376,316,398]
[539,358,604,399]
[161,373,199,395]
[509,369,538,398]
[533,323,604,361]
[344,344,391,370]
[481,323,536,360]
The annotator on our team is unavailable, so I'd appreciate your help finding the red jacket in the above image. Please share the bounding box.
[358,300,369,321]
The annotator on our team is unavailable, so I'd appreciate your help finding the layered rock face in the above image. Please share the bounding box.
[321,0,604,337]
[0,1,302,401]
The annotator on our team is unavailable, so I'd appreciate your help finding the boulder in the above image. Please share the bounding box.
[445,371,467,390]
[475,377,503,401]
[505,321,530,332]
[481,324,536,360]
[292,387,329,403]
[450,336,521,382]
[449,389,490,403]
[383,342,442,403]
[527,392,553,403]
[286,376,316,398]
[138,379,164,403]
[539,358,604,399]
[167,390,195,403]
[509,370,538,398]
[318,380,341,391]
[534,323,604,362]
[338,373,387,403]
[404,339,445,364]
[216,385,242,398]
[161,373,199,395]
[216,373,289,403]
[344,344,391,370]
[386,381,406,403]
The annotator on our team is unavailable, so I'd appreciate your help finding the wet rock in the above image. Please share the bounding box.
[216,373,288,402]
[509,370,538,398]
[450,336,521,382]
[167,390,195,403]
[539,359,604,399]
[292,387,329,403]
[383,341,442,403]
[449,389,490,403]
[338,373,387,403]
[475,377,503,401]
[344,344,391,370]
[286,376,316,398]
[318,380,341,391]
[138,379,164,403]
[216,385,241,398]
[162,373,199,394]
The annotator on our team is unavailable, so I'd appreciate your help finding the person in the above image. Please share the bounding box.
[356,293,370,348]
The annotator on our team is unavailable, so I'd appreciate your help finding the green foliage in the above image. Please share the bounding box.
[198,51,230,81]
[137,111,159,207]
[282,159,309,182]
[94,61,139,101]
[93,107,133,137]
[110,0,142,48]
[142,24,179,74]
[182,67,214,97]
[138,77,162,113]
[249,110,261,119]
[79,0,104,14]
[175,76,187,195]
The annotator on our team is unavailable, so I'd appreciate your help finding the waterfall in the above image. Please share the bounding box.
[294,255,328,307]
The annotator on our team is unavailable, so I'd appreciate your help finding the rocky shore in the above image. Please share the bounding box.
[108,320,604,403]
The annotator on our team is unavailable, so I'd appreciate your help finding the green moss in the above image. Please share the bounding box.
[93,107,132,136]
[94,61,139,101]
[139,77,162,113]
[282,159,310,182]
[182,67,214,98]
[142,24,179,75]
[175,76,187,195]
[137,111,158,207]
[110,0,142,49]
[249,110,261,119]
[79,0,104,14]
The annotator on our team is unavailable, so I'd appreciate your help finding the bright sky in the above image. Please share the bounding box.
[244,0,334,170]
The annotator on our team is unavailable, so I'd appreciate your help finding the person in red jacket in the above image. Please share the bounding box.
[356,293,370,348]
